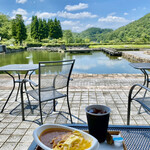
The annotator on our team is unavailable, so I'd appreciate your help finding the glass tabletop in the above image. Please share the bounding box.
[0,64,39,71]
[130,63,150,69]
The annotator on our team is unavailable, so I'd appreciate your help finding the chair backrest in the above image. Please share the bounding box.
[38,59,75,91]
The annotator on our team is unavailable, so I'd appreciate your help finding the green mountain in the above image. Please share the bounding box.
[99,13,150,43]
[74,27,113,42]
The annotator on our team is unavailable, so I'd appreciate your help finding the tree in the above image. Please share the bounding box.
[31,16,39,40]
[42,19,48,39]
[48,18,63,39]
[48,19,55,39]
[11,19,17,39]
[11,14,27,45]
[63,30,74,43]
[38,18,44,41]
[54,18,63,39]
[0,13,11,39]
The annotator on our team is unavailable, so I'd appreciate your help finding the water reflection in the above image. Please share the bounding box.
[26,53,33,64]
[0,50,141,74]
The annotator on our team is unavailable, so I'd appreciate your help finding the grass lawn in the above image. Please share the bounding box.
[89,44,150,49]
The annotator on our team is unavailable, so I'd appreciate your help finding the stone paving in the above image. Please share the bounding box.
[0,73,150,150]
[122,51,150,62]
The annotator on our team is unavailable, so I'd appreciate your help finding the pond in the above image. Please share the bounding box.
[0,50,141,74]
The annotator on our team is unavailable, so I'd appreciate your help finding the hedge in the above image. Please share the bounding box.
[26,42,42,47]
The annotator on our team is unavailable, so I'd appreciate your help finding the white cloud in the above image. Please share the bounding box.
[61,20,82,32]
[98,15,129,23]
[16,0,27,4]
[25,17,32,25]
[35,12,57,18]
[61,21,96,32]
[12,8,28,21]
[33,10,97,20]
[132,8,136,11]
[61,20,80,26]
[97,59,118,68]
[65,3,88,11]
[39,0,44,2]
[98,15,131,29]
[86,24,94,28]
[22,16,27,20]
[124,12,128,15]
[72,26,82,32]
[57,11,97,19]
[108,12,116,16]
[12,8,28,16]
[74,63,96,71]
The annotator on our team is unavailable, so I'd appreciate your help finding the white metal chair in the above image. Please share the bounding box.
[127,83,150,125]
[20,59,75,124]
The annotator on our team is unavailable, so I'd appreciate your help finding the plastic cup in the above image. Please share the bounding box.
[85,105,111,143]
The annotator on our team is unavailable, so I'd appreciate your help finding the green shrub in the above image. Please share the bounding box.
[65,43,90,47]
[44,43,61,47]
[7,46,26,50]
[26,42,42,47]
[41,39,50,43]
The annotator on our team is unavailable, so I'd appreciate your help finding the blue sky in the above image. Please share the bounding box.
[0,0,150,32]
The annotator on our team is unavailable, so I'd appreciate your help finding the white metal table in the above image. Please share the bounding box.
[130,63,150,87]
[28,124,150,150]
[0,64,39,113]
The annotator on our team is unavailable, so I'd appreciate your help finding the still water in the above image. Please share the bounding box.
[0,50,141,74]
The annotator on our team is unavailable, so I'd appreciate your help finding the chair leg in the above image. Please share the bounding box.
[24,83,33,114]
[138,105,142,114]
[66,95,73,124]
[20,84,25,121]
[15,82,20,101]
[39,101,43,124]
[127,98,131,125]
[53,99,56,111]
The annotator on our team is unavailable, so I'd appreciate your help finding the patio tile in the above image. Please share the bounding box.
[29,123,40,129]
[17,122,31,129]
[7,135,22,143]
[0,142,17,150]
[0,74,150,149]
[14,142,31,150]
[25,129,34,136]
[0,143,3,147]
[6,122,20,129]
[13,128,28,136]
[1,128,15,135]
[0,135,10,143]
[0,122,9,128]
[20,135,33,143]
[1,116,15,122]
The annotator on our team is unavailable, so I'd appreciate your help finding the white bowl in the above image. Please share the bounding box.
[33,124,99,150]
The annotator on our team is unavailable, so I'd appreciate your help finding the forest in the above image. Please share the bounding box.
[0,12,150,47]
[98,13,150,44]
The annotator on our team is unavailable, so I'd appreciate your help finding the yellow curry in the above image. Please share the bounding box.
[53,130,92,150]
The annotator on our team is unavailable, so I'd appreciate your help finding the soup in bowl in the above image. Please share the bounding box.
[33,124,99,150]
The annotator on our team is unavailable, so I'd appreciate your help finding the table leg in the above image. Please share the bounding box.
[1,71,34,113]
[15,73,21,101]
[1,72,16,113]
